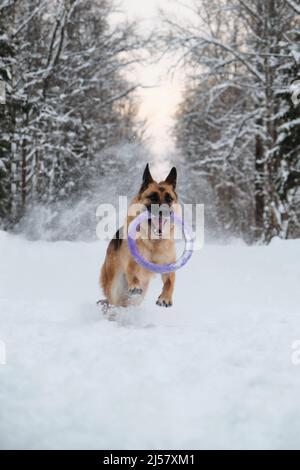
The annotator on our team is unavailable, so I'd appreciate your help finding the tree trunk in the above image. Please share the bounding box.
[254,122,265,242]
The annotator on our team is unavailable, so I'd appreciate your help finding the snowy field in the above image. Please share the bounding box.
[0,230,300,450]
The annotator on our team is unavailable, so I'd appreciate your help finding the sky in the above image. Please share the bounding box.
[116,0,193,157]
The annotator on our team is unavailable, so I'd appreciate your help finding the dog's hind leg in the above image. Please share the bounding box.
[109,270,130,307]
[97,298,110,314]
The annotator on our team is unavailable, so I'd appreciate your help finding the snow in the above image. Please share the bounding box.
[0,230,300,450]
[286,0,300,15]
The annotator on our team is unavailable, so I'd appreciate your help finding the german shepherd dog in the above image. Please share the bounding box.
[100,164,178,309]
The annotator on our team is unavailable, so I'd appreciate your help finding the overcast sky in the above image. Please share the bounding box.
[115,0,194,158]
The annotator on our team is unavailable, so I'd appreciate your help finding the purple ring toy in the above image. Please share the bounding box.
[128,211,194,273]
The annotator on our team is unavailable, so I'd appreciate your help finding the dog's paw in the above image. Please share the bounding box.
[97,298,110,314]
[156,297,173,308]
[128,287,143,297]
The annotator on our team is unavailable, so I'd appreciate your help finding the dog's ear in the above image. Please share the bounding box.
[140,163,154,193]
[165,167,177,189]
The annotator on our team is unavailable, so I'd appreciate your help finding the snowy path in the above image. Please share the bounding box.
[0,231,300,449]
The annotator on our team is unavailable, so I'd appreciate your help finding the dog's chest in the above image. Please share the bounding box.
[137,240,175,264]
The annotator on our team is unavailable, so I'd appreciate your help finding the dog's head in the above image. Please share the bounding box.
[139,163,178,205]
[137,164,178,238]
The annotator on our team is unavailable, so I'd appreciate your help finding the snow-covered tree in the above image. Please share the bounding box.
[0,0,144,228]
[275,20,300,238]
[163,0,300,242]
[0,0,17,227]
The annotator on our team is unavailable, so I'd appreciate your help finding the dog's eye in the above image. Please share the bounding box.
[148,192,159,203]
[165,193,173,204]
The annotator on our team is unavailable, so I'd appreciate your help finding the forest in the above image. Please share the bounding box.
[1,0,300,452]
[0,0,300,243]
[0,0,144,233]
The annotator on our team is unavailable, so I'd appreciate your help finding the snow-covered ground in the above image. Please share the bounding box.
[0,230,300,450]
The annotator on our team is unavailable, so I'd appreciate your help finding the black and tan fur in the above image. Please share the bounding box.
[100,164,178,308]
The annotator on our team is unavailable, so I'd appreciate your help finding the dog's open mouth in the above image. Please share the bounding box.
[149,215,162,237]
[148,214,171,238]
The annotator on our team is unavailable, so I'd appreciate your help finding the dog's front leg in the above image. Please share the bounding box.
[156,272,175,307]
[126,260,144,296]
